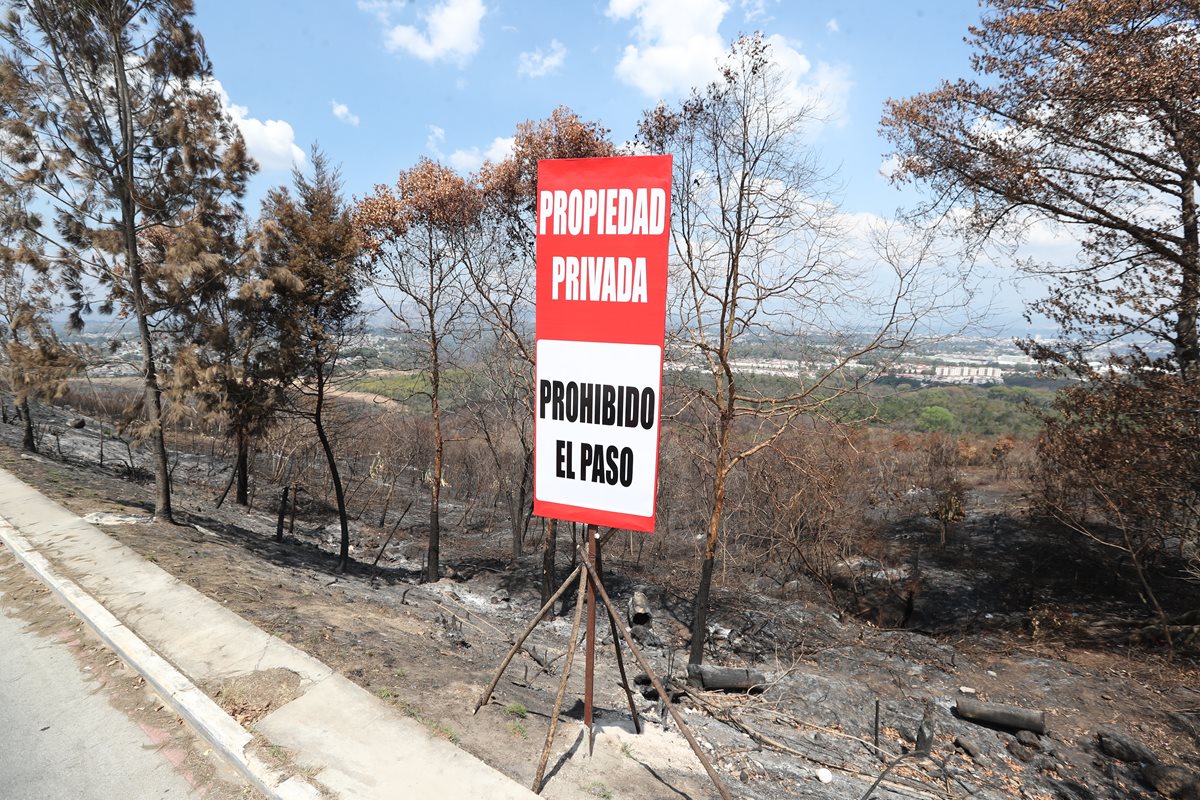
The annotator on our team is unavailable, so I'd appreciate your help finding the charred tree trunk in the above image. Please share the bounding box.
[955,698,1046,734]
[686,664,766,692]
[541,517,558,607]
[112,30,171,523]
[689,228,739,667]
[690,458,730,666]
[425,340,443,584]
[18,397,35,453]
[275,486,290,542]
[690,553,716,665]
[313,368,350,572]
[507,488,521,564]
[379,480,394,527]
[289,483,298,534]
[235,427,250,506]
[511,447,533,565]
[1177,159,1200,380]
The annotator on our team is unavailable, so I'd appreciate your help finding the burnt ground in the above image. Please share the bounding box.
[1,403,1198,800]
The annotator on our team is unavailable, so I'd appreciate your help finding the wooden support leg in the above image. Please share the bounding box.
[532,565,589,794]
[584,561,732,800]
[474,564,584,714]
[584,525,597,755]
[595,537,642,735]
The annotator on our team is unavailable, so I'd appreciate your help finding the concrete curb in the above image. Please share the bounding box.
[0,515,321,800]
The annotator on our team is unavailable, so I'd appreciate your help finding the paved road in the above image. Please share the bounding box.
[0,600,201,799]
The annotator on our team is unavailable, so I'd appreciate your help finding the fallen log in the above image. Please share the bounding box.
[628,591,651,626]
[686,664,766,693]
[955,697,1046,734]
[631,672,685,702]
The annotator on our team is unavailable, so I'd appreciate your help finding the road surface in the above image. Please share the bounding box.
[0,550,250,799]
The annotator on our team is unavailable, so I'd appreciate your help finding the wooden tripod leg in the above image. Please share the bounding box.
[606,608,642,734]
[592,542,642,735]
[474,564,583,714]
[584,561,732,800]
[584,526,598,755]
[532,565,589,794]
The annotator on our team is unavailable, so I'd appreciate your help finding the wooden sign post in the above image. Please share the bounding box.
[533,154,670,760]
[474,155,731,799]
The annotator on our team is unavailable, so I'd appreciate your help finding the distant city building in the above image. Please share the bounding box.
[933,365,1003,384]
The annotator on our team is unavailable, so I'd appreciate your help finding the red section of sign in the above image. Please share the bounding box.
[535,158,671,346]
[533,499,662,534]
[533,155,672,532]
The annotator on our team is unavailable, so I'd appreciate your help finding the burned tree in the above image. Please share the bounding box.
[475,108,616,597]
[641,34,961,665]
[882,0,1200,378]
[0,0,253,520]
[261,150,362,572]
[0,186,83,451]
[882,0,1200,641]
[356,159,481,584]
[154,205,284,507]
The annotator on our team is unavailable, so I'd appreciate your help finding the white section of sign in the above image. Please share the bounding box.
[535,339,662,517]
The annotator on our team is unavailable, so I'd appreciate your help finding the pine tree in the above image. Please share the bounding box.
[882,0,1200,377]
[0,0,254,520]
[260,149,362,572]
[882,0,1200,648]
[149,203,281,506]
[0,185,83,451]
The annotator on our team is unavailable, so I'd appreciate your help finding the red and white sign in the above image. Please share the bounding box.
[533,155,672,532]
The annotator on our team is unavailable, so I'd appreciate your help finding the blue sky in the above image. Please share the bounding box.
[194,0,1055,328]
[195,0,983,211]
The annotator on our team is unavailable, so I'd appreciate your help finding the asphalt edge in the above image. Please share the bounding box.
[0,515,322,800]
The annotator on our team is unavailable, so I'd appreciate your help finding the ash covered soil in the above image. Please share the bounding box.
[1,404,1198,800]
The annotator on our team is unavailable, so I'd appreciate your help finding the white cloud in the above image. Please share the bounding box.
[486,136,515,162]
[826,17,840,33]
[741,0,769,21]
[426,124,447,156]
[766,33,811,78]
[605,0,729,98]
[1023,218,1084,252]
[448,136,514,171]
[331,99,360,126]
[207,79,304,171]
[517,39,567,78]
[425,126,512,171]
[604,1,850,123]
[367,0,487,66]
[764,34,852,126]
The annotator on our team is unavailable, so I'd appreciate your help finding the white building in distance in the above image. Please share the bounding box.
[933,365,1003,384]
